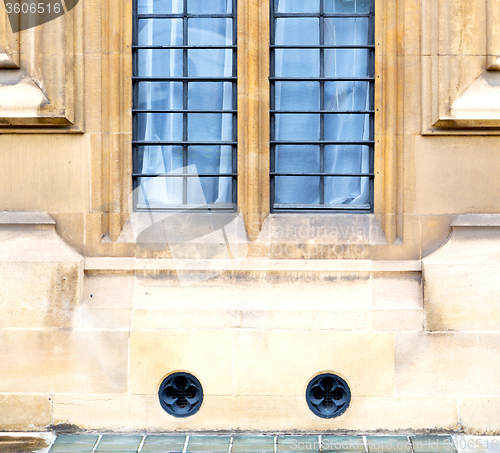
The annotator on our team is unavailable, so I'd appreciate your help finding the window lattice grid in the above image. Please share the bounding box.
[132,0,238,210]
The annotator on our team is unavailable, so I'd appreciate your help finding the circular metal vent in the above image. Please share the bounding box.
[158,372,203,417]
[306,373,351,418]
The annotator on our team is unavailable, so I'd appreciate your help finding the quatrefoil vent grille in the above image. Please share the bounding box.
[158,372,203,417]
[306,373,351,418]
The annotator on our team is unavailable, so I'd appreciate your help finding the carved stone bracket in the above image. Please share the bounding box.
[0,1,83,132]
[423,214,500,331]
[422,0,500,132]
[0,212,84,325]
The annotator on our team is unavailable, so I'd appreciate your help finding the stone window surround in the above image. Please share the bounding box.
[95,0,407,249]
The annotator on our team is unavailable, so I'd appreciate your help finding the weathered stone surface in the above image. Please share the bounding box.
[1,0,500,435]
[130,330,233,396]
[52,395,458,432]
[233,331,395,397]
[0,396,52,431]
[459,399,500,434]
[396,332,500,397]
[0,330,128,394]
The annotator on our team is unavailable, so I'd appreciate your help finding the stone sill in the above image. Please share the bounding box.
[84,257,422,273]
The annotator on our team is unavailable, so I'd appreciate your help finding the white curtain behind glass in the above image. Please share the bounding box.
[274,0,371,206]
[137,0,233,208]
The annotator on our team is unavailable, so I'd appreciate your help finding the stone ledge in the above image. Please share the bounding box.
[0,211,55,225]
[84,258,421,273]
[0,212,83,263]
[452,214,500,227]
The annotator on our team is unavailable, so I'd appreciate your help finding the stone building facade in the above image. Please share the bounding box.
[1,0,500,434]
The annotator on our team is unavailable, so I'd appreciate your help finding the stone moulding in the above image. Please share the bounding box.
[422,0,500,133]
[0,2,83,132]
[373,0,405,244]
[100,0,132,241]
